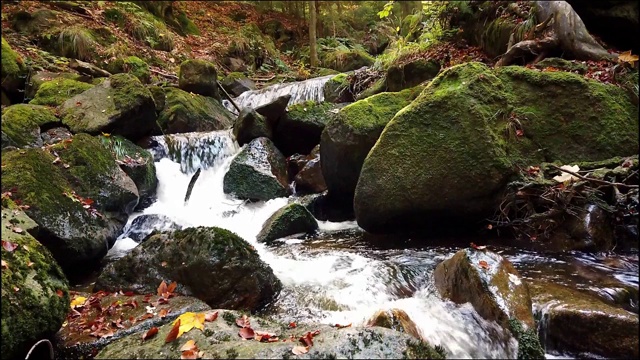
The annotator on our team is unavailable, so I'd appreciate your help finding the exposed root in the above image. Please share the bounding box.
[347,66,384,98]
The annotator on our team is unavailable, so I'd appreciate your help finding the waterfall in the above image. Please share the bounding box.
[222,75,335,114]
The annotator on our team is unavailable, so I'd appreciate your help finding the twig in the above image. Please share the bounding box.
[25,339,54,360]
[549,164,638,189]
[150,68,179,80]
[216,80,241,113]
[250,75,276,82]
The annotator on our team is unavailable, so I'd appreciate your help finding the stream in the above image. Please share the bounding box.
[100,79,637,359]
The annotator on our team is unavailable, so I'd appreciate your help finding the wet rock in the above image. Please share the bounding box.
[224,57,248,73]
[178,59,220,99]
[321,87,423,201]
[1,104,60,148]
[41,127,73,145]
[157,87,234,134]
[287,152,311,180]
[96,309,445,359]
[386,58,440,92]
[256,203,319,244]
[292,191,355,222]
[1,202,70,360]
[121,214,181,243]
[530,281,639,358]
[366,308,421,339]
[94,226,282,310]
[233,108,272,146]
[547,204,615,251]
[355,62,639,234]
[1,133,139,277]
[223,137,290,201]
[221,72,256,97]
[254,94,290,127]
[60,73,157,142]
[434,248,543,359]
[295,156,327,194]
[55,292,210,359]
[323,73,354,103]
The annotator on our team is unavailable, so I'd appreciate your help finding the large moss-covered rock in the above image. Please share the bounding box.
[157,87,234,134]
[256,203,319,244]
[178,59,220,99]
[1,201,70,360]
[29,78,94,106]
[96,309,444,359]
[434,248,543,359]
[106,56,151,84]
[223,137,290,201]
[355,62,639,233]
[61,73,157,141]
[55,292,209,359]
[233,108,272,146]
[386,59,440,92]
[1,134,139,275]
[1,104,60,148]
[320,87,423,200]
[274,101,345,156]
[94,227,282,310]
[530,281,638,358]
[1,37,27,103]
[25,71,89,100]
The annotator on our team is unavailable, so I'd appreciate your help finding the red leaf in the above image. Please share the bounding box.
[478,260,490,270]
[288,322,297,328]
[56,289,64,297]
[300,332,315,347]
[142,327,158,341]
[167,281,177,293]
[515,129,524,137]
[165,319,180,343]
[180,350,198,360]
[2,241,18,252]
[157,280,168,296]
[123,291,135,296]
[205,311,218,322]
[238,327,255,339]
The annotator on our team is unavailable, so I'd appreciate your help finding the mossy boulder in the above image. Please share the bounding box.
[386,59,440,92]
[256,203,319,244]
[94,227,282,311]
[1,202,70,360]
[1,104,60,148]
[25,71,89,100]
[11,9,59,36]
[434,248,543,359]
[29,78,94,106]
[323,73,353,103]
[274,101,346,157]
[55,292,209,359]
[221,72,256,97]
[178,59,220,99]
[96,309,442,359]
[1,133,139,276]
[106,56,151,84]
[60,73,157,141]
[534,57,588,74]
[320,87,423,200]
[321,48,374,73]
[356,77,387,100]
[366,308,421,339]
[1,37,28,103]
[223,137,290,201]
[354,62,639,234]
[233,108,272,146]
[530,281,638,358]
[157,87,234,134]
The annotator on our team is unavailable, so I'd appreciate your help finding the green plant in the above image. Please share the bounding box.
[57,26,96,61]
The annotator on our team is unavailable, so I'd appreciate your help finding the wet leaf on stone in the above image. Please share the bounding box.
[2,241,18,252]
[167,281,177,294]
[180,350,198,360]
[158,308,170,318]
[180,339,197,352]
[239,327,255,339]
[236,314,250,328]
[142,327,159,341]
[165,319,181,343]
[478,260,490,270]
[173,312,205,338]
[12,226,23,234]
[157,280,168,296]
[292,346,309,355]
[204,311,218,322]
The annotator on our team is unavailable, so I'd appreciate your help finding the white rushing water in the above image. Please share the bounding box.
[222,75,334,115]
[107,129,527,359]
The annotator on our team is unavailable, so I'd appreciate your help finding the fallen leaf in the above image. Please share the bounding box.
[292,346,309,355]
[167,281,177,293]
[239,327,255,339]
[157,280,168,296]
[515,129,524,137]
[142,327,159,341]
[180,339,197,352]
[70,296,87,308]
[2,241,18,252]
[618,50,639,64]
[553,165,580,183]
[158,308,170,318]
[204,311,218,322]
[165,319,181,343]
[14,286,20,292]
[236,314,250,328]
[161,261,168,267]
[12,226,23,234]
[334,323,351,329]
[27,261,34,267]
[180,350,198,360]
[478,260,490,270]
[52,157,61,164]
[1,260,7,269]
[56,289,64,297]
[173,312,205,338]
[471,242,487,250]
[288,322,297,328]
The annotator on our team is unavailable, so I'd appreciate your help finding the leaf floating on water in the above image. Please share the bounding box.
[165,319,180,343]
[238,327,255,340]
[292,346,309,355]
[142,327,158,341]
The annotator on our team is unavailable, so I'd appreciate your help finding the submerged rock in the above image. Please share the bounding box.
[157,87,234,134]
[96,309,445,359]
[256,203,319,244]
[94,227,282,311]
[1,202,70,360]
[530,281,639,358]
[223,137,290,201]
[355,62,639,234]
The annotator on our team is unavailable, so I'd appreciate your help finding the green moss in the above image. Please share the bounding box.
[1,37,26,79]
[357,77,387,100]
[287,101,334,126]
[509,319,545,360]
[29,78,93,106]
[106,56,151,83]
[176,11,200,35]
[321,48,374,72]
[157,87,233,133]
[323,73,351,102]
[1,104,60,147]
[99,134,156,198]
[109,73,152,112]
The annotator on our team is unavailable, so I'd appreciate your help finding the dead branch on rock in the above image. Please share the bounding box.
[549,164,639,189]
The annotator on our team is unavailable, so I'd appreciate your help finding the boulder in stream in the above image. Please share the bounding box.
[94,226,282,311]
[254,94,291,126]
[120,214,181,243]
[1,201,70,360]
[178,59,220,99]
[366,308,421,340]
[257,203,319,244]
[434,248,544,359]
[96,309,445,359]
[233,108,273,146]
[223,137,290,201]
[295,154,327,194]
[157,87,234,134]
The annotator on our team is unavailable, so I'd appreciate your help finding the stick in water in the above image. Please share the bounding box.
[184,168,202,205]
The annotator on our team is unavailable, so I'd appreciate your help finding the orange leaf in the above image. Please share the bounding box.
[478,260,490,270]
[204,311,218,322]
[292,346,309,355]
[142,327,159,341]
[238,327,255,339]
[180,350,198,360]
[236,314,250,328]
[157,280,168,296]
[288,321,297,328]
[158,308,170,318]
[165,319,180,343]
[180,339,197,352]
[1,259,8,269]
[167,281,178,293]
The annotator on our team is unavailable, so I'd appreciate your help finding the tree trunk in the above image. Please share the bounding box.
[316,0,323,38]
[309,0,319,67]
[337,1,342,16]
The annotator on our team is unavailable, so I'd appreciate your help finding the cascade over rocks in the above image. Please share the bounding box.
[223,137,290,201]
[94,227,282,310]
[256,203,319,244]
[157,87,234,134]
[120,214,182,243]
[366,308,421,339]
[355,62,639,234]
[178,59,220,99]
[60,73,157,142]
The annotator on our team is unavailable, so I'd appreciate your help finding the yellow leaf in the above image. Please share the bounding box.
[396,26,400,32]
[70,296,87,308]
[618,50,639,64]
[101,132,111,137]
[172,312,205,338]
